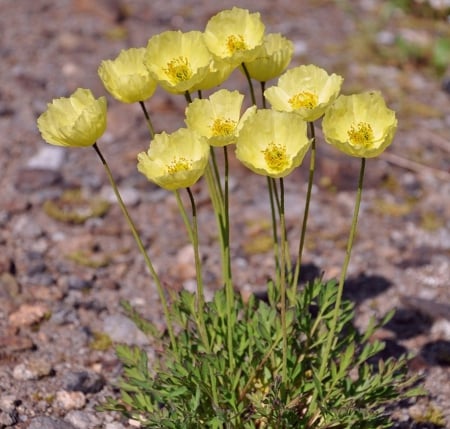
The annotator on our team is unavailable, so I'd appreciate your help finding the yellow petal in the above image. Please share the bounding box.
[322,91,397,158]
[137,128,210,190]
[37,88,107,148]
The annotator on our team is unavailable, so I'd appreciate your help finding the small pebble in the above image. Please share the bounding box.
[12,358,53,381]
[101,186,141,207]
[27,416,77,429]
[105,423,127,429]
[65,410,101,429]
[9,303,50,327]
[0,395,19,427]
[26,146,66,171]
[64,370,106,394]
[102,314,148,346]
[55,390,86,411]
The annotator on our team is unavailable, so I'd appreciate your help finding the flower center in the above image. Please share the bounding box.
[226,34,247,54]
[288,91,318,110]
[167,157,192,174]
[163,57,193,84]
[347,122,374,147]
[262,142,289,172]
[210,118,237,136]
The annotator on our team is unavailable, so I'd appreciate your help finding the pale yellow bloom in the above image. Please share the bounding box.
[137,128,209,190]
[203,7,265,66]
[98,47,157,103]
[37,88,107,148]
[244,33,294,82]
[322,91,397,158]
[235,109,310,178]
[144,31,212,94]
[264,64,343,121]
[185,89,255,147]
[190,58,236,92]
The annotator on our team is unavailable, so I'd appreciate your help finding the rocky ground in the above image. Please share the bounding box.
[0,0,449,428]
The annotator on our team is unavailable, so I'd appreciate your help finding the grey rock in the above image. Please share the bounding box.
[102,314,148,346]
[0,395,19,427]
[67,276,93,291]
[12,359,53,381]
[65,410,101,429]
[64,370,106,394]
[27,416,77,429]
[27,146,66,171]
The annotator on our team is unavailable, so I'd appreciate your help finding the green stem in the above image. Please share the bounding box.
[92,142,177,354]
[267,177,281,284]
[291,122,316,296]
[279,178,288,383]
[184,91,193,104]
[260,81,267,108]
[174,188,209,351]
[210,147,224,203]
[241,62,257,106]
[138,101,155,138]
[222,146,235,371]
[318,157,366,381]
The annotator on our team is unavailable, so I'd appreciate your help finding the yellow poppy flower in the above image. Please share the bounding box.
[190,58,236,92]
[37,88,107,148]
[244,33,294,82]
[144,30,212,94]
[98,47,157,103]
[185,89,255,147]
[203,7,265,66]
[322,91,397,158]
[264,64,343,121]
[137,128,210,190]
[235,109,310,178]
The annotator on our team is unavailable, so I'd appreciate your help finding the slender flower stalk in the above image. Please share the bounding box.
[290,121,316,295]
[138,101,155,138]
[241,62,257,106]
[318,157,366,381]
[92,142,178,355]
[183,88,235,367]
[222,145,235,370]
[174,189,210,351]
[278,178,288,383]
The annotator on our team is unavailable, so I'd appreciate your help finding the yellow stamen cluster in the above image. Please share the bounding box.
[262,142,289,172]
[167,157,192,174]
[210,118,237,136]
[163,56,193,84]
[288,91,318,110]
[226,34,247,54]
[347,122,374,147]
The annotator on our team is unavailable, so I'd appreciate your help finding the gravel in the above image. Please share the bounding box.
[1,1,449,428]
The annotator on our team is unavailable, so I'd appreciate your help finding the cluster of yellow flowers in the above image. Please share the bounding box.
[37,7,397,190]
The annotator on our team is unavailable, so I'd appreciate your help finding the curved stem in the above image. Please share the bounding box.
[222,146,235,370]
[174,188,209,351]
[241,62,256,106]
[279,178,288,383]
[267,177,280,282]
[260,81,267,108]
[318,157,366,381]
[184,90,193,104]
[291,122,316,295]
[92,142,177,354]
[209,147,224,203]
[138,101,155,139]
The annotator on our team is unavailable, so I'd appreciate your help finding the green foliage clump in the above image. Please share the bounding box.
[102,280,422,428]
